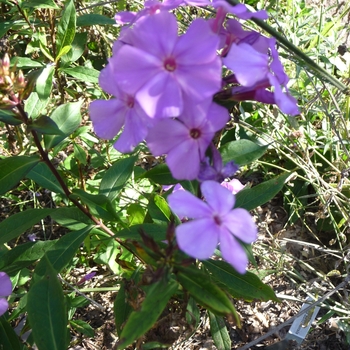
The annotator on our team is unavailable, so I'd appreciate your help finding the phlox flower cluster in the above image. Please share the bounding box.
[89,0,299,273]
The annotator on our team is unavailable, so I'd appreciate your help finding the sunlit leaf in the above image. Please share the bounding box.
[27,256,68,350]
[235,172,295,211]
[0,155,40,195]
[203,260,279,302]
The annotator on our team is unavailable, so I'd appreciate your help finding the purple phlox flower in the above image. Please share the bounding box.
[221,178,245,194]
[168,180,257,273]
[223,38,299,115]
[77,272,96,285]
[198,143,239,182]
[89,61,154,153]
[213,0,268,20]
[146,101,229,180]
[0,272,12,316]
[113,11,222,118]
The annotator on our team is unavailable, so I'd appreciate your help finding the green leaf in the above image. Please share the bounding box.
[76,14,116,27]
[10,57,44,69]
[0,316,23,350]
[56,0,76,57]
[27,256,68,350]
[235,172,295,211]
[61,66,100,83]
[26,162,66,195]
[99,156,136,201]
[116,223,167,241]
[55,45,72,62]
[0,155,40,195]
[114,282,133,337]
[208,311,231,350]
[22,0,59,9]
[176,266,240,325]
[32,226,93,283]
[139,163,179,185]
[0,110,23,125]
[24,92,49,119]
[62,32,87,63]
[219,139,268,166]
[70,320,94,337]
[127,203,146,225]
[148,194,171,222]
[73,143,86,165]
[0,208,54,245]
[0,240,56,276]
[44,101,82,149]
[117,279,178,349]
[203,260,279,302]
[50,207,94,230]
[27,115,65,135]
[36,64,55,101]
[70,189,117,221]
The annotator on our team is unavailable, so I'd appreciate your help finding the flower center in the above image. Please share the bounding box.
[190,128,201,139]
[213,214,222,226]
[164,57,177,72]
[126,95,134,108]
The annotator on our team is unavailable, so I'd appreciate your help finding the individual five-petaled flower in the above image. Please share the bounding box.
[168,181,257,273]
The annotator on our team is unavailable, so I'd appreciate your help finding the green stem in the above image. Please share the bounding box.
[225,0,350,94]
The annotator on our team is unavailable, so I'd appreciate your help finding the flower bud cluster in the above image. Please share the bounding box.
[0,54,27,107]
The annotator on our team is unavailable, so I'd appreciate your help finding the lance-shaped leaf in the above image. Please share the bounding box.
[235,172,295,211]
[32,225,93,283]
[176,266,240,325]
[27,256,67,350]
[0,240,56,276]
[203,260,279,302]
[0,155,40,195]
[99,156,136,201]
[117,279,178,349]
[26,162,66,195]
[44,101,82,149]
[0,208,53,245]
[36,64,55,101]
[208,311,231,350]
[56,0,76,58]
[70,189,118,222]
[219,139,268,166]
[0,316,23,350]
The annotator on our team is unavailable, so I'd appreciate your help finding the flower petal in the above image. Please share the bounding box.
[176,218,219,259]
[223,208,257,243]
[147,119,188,155]
[201,181,235,215]
[114,104,152,153]
[223,43,269,87]
[0,272,12,297]
[89,99,125,140]
[0,298,9,317]
[168,190,211,219]
[136,72,183,118]
[114,45,162,95]
[166,139,201,180]
[219,228,249,274]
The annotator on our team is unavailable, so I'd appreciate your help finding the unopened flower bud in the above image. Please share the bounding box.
[2,54,10,75]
